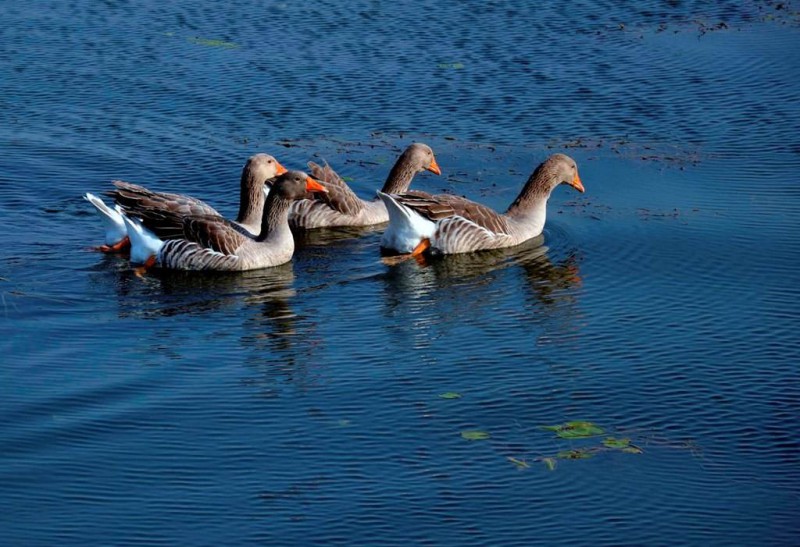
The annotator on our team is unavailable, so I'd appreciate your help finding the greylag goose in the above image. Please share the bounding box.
[378,153,584,256]
[124,171,327,272]
[84,153,286,251]
[289,143,441,229]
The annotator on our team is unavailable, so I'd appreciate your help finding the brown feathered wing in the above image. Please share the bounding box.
[110,180,222,240]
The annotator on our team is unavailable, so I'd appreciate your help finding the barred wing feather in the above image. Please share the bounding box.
[434,215,513,254]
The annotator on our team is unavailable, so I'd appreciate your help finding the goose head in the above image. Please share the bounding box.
[244,153,287,190]
[545,153,584,193]
[270,170,328,200]
[402,143,442,175]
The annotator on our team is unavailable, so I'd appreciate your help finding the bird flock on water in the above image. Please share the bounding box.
[84,143,584,272]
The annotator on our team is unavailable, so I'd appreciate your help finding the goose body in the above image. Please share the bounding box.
[289,143,441,229]
[113,153,286,238]
[127,171,327,272]
[379,154,584,255]
[84,154,286,252]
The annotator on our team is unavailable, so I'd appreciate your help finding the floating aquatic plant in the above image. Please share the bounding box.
[556,448,596,460]
[603,437,643,454]
[540,457,557,471]
[507,457,530,469]
[541,420,604,439]
[461,430,490,441]
[187,36,239,49]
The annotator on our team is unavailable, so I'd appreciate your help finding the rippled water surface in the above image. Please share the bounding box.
[2,1,799,545]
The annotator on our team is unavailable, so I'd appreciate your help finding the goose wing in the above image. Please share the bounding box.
[433,215,513,254]
[391,192,511,236]
[111,180,222,239]
[304,161,365,216]
[180,214,248,256]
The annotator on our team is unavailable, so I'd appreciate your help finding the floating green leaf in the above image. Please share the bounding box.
[439,392,462,399]
[187,36,239,49]
[507,457,530,469]
[603,437,631,449]
[603,437,643,453]
[337,419,351,427]
[541,421,604,439]
[541,457,557,471]
[556,449,595,460]
[461,430,490,441]
[437,62,465,69]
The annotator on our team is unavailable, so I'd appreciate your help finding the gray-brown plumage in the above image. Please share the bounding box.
[289,143,441,229]
[111,153,286,239]
[378,153,584,255]
[127,171,328,272]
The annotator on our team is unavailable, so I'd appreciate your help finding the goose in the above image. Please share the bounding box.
[289,143,441,229]
[378,153,584,256]
[84,153,286,251]
[124,171,327,272]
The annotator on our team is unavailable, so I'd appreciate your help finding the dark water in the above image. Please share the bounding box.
[2,1,800,545]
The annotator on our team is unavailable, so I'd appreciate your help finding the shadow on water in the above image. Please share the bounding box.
[113,262,296,321]
[377,237,584,345]
[381,236,581,302]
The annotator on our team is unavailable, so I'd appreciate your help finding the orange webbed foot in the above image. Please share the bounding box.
[381,239,431,266]
[133,255,157,278]
[94,236,131,253]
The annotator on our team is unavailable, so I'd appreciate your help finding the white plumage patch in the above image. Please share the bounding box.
[378,192,436,253]
[84,192,127,245]
[121,215,164,264]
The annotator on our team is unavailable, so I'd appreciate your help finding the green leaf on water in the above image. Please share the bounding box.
[341,176,355,183]
[337,419,351,427]
[556,449,595,460]
[602,437,643,453]
[507,457,530,469]
[437,62,465,69]
[541,421,604,439]
[461,430,490,441]
[187,36,239,49]
[603,437,631,449]
[439,392,462,399]
[541,457,557,471]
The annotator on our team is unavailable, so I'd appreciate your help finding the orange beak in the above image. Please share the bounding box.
[274,161,288,176]
[305,177,328,193]
[427,156,442,176]
[569,173,585,193]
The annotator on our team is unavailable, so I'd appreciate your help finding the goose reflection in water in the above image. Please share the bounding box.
[379,236,583,348]
[383,236,581,301]
[238,267,331,398]
[112,262,296,321]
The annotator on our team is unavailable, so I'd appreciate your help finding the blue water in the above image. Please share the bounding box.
[2,1,799,545]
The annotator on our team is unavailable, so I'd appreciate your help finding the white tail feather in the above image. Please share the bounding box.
[122,215,163,264]
[377,192,435,253]
[84,192,128,245]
